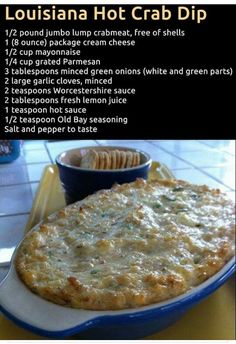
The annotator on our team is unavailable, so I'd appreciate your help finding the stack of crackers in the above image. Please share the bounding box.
[80,149,141,170]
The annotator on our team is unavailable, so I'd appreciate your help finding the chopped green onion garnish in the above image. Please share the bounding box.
[173,187,184,192]
[153,202,161,208]
[90,269,99,274]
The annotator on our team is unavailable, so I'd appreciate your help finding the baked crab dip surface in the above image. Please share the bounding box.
[16,179,235,310]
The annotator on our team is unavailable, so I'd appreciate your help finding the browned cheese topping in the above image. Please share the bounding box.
[16,179,235,310]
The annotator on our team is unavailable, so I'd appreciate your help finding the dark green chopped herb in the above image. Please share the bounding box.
[173,187,184,192]
[153,202,162,209]
[193,256,201,264]
[90,269,99,274]
[162,195,176,201]
[109,280,118,288]
[195,223,203,228]
[76,244,83,248]
[126,224,133,230]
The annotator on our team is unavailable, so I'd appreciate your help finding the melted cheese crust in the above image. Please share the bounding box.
[16,179,235,310]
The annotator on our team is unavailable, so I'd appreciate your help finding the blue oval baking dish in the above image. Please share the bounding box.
[0,249,234,339]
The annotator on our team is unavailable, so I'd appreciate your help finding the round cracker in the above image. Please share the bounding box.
[107,151,112,169]
[92,150,99,169]
[80,150,97,169]
[120,151,127,169]
[103,151,110,170]
[110,150,117,169]
[126,151,133,168]
[130,151,136,167]
[132,152,139,167]
[115,150,121,169]
[136,152,141,166]
[96,151,101,169]
[98,151,105,170]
